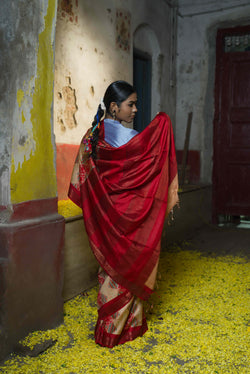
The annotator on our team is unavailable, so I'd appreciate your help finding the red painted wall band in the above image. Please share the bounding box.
[0,197,59,222]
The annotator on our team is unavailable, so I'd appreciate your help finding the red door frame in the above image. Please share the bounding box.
[213,25,250,223]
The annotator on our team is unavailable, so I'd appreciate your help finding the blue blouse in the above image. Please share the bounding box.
[104,119,138,148]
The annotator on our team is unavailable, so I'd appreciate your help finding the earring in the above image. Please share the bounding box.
[113,110,116,121]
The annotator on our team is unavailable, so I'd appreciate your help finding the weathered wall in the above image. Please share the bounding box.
[0,0,58,208]
[176,0,250,183]
[54,0,176,201]
[0,0,65,361]
[54,0,132,147]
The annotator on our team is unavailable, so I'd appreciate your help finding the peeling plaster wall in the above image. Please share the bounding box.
[54,0,133,145]
[176,0,250,183]
[0,2,15,206]
[0,0,58,206]
[54,0,175,145]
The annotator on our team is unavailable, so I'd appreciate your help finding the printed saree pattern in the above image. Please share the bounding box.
[95,269,147,347]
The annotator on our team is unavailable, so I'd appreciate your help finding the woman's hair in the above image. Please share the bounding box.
[90,80,136,159]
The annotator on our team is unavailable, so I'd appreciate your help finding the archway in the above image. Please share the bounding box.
[133,24,161,126]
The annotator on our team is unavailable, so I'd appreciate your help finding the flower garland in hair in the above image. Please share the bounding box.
[100,98,106,111]
[83,111,101,154]
[83,99,105,154]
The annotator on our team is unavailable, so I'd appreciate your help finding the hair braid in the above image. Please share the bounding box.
[90,104,104,159]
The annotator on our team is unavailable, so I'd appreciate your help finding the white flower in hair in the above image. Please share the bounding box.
[100,98,106,111]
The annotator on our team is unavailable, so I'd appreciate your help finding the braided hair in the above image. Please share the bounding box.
[90,104,104,159]
[90,80,136,159]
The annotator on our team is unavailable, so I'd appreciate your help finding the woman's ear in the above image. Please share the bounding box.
[109,102,119,113]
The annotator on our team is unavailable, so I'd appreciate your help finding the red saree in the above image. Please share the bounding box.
[68,112,178,347]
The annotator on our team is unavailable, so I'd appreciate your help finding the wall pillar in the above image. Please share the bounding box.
[0,0,64,361]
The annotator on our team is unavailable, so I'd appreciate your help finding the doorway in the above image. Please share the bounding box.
[133,49,152,132]
[213,26,250,225]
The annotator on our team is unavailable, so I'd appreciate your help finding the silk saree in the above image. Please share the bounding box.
[68,112,178,347]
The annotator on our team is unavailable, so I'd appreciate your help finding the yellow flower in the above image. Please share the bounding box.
[1,247,249,373]
[58,199,82,218]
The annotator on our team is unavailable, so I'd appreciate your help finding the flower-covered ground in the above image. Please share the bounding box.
[1,244,249,373]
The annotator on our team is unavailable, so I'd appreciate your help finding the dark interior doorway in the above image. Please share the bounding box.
[133,49,152,132]
[213,25,250,225]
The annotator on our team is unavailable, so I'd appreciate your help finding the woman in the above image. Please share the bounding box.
[68,81,178,348]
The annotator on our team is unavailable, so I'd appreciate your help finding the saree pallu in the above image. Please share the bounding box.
[68,112,178,346]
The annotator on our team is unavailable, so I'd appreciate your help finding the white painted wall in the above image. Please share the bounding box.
[176,0,250,183]
[54,0,176,145]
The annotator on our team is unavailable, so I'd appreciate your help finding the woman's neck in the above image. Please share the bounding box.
[105,115,121,123]
[105,114,113,120]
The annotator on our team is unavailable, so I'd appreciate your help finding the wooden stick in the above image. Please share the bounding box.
[180,112,193,186]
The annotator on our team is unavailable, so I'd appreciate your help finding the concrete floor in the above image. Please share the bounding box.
[182,223,250,259]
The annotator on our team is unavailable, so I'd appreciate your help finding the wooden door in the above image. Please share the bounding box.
[133,49,152,132]
[213,26,250,222]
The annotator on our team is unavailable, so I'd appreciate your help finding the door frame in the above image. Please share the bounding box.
[213,25,250,223]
